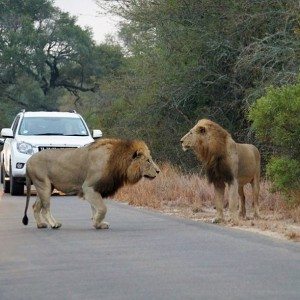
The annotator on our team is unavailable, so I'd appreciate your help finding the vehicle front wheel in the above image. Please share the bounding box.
[2,163,10,193]
[10,166,24,196]
[0,162,3,184]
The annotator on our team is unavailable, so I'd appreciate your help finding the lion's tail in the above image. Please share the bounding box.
[22,173,31,226]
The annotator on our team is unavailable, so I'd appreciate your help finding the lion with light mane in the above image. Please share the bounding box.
[180,119,260,223]
[22,138,160,229]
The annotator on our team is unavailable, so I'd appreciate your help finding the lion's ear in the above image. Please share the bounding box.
[197,126,206,134]
[132,150,142,159]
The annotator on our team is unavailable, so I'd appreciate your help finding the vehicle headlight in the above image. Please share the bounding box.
[17,142,34,155]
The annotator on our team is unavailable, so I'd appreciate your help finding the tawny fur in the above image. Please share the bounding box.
[23,138,160,229]
[181,119,260,222]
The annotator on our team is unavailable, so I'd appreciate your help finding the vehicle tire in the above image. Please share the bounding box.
[2,163,10,193]
[10,165,24,196]
[0,162,3,184]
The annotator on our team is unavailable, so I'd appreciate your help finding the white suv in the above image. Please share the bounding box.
[1,110,102,195]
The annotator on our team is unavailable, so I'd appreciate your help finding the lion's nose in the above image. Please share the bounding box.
[156,169,160,174]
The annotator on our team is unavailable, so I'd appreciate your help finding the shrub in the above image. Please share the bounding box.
[249,81,300,203]
[266,157,300,204]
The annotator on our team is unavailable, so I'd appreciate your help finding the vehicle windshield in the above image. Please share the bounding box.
[18,117,89,136]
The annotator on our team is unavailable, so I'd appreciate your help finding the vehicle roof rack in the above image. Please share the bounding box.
[69,110,77,113]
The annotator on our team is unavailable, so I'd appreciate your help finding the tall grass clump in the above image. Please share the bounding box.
[115,163,214,209]
[115,162,299,221]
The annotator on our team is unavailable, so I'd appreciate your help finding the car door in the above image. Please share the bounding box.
[3,115,21,175]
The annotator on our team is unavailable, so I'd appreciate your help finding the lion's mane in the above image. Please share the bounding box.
[193,120,233,186]
[88,139,146,197]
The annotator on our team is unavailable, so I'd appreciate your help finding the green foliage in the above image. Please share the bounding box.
[0,0,112,128]
[2,0,299,180]
[249,82,300,159]
[93,0,299,169]
[249,81,300,202]
[267,157,300,192]
[267,157,300,204]
[58,42,125,122]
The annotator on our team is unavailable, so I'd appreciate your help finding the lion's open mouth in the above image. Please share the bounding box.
[182,144,190,151]
[144,175,156,180]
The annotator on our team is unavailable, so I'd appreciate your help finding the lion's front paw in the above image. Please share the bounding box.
[51,222,62,229]
[94,222,110,229]
[228,218,239,226]
[212,217,223,224]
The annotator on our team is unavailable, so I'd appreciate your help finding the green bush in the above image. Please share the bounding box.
[266,157,300,204]
[249,81,300,203]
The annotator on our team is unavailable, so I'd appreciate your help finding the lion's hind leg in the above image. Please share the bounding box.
[238,186,246,219]
[35,181,62,229]
[32,197,48,228]
[251,177,260,219]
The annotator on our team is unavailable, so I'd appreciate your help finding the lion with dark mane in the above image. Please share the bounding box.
[180,119,260,223]
[22,139,160,229]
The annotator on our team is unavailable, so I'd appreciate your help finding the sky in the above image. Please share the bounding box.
[53,0,120,44]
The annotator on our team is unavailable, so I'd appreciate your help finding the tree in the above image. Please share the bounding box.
[0,0,103,114]
[94,0,299,168]
[249,81,300,203]
[58,41,125,123]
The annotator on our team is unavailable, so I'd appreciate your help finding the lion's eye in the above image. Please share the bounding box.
[147,159,150,163]
[133,151,141,159]
[198,127,206,134]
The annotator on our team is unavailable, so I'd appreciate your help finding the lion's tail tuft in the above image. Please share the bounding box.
[22,215,28,225]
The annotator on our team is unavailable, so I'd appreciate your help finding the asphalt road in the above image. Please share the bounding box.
[0,193,299,300]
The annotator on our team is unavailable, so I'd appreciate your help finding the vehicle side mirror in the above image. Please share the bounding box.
[1,128,13,138]
[92,129,102,139]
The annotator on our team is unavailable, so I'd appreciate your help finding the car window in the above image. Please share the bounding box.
[18,117,89,136]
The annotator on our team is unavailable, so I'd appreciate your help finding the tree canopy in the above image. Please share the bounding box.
[94,0,299,168]
[1,0,300,195]
[0,0,124,124]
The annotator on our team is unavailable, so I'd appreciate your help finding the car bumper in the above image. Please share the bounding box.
[11,152,34,178]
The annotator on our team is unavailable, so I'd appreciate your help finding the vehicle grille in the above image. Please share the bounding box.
[38,146,77,151]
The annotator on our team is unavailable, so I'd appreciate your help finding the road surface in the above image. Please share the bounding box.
[0,193,299,300]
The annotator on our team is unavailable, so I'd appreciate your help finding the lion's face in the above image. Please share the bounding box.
[127,147,160,184]
[180,119,210,151]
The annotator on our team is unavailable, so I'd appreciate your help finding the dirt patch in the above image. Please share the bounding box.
[160,205,300,242]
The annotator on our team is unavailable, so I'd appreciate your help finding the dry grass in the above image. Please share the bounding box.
[116,163,214,210]
[115,162,300,241]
